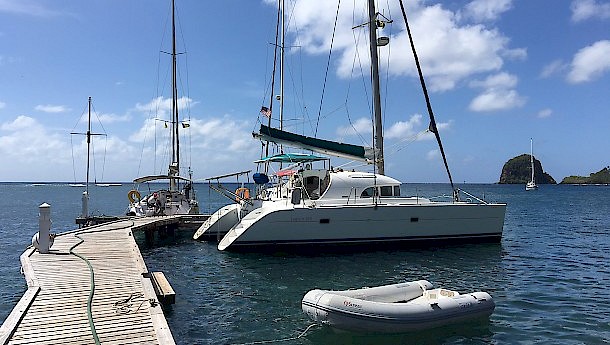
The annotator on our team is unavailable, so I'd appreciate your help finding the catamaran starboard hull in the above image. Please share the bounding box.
[218,202,506,251]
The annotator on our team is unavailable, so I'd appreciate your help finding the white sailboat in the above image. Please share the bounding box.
[127,0,198,217]
[201,0,506,251]
[526,138,538,191]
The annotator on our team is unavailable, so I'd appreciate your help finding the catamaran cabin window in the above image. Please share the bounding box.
[361,187,375,198]
[394,185,400,196]
[380,186,393,197]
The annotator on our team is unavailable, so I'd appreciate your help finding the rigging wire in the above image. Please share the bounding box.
[314,0,342,137]
[70,136,77,183]
[385,128,431,156]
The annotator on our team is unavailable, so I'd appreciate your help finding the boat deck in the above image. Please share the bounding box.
[0,215,207,345]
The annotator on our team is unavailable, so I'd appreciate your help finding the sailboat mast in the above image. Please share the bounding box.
[86,96,92,195]
[279,0,285,134]
[530,138,534,182]
[368,0,384,175]
[170,0,179,191]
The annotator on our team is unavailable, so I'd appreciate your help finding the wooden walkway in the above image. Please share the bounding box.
[0,215,206,345]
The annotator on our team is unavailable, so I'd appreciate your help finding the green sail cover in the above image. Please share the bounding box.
[254,125,375,162]
[254,153,328,163]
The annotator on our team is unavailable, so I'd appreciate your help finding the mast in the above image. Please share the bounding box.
[368,0,384,175]
[530,138,535,183]
[170,0,179,191]
[279,0,285,141]
[85,96,92,195]
[279,0,285,132]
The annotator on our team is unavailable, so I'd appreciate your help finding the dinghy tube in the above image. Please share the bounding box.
[302,280,495,333]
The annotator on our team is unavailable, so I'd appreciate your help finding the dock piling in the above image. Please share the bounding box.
[35,203,51,254]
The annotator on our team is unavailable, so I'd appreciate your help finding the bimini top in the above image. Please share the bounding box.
[133,175,193,184]
[254,153,328,164]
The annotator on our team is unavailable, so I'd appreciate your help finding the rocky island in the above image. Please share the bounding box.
[560,167,610,184]
[499,154,556,184]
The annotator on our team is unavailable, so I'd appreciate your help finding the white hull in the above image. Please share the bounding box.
[218,198,506,251]
[302,280,495,333]
[193,203,241,240]
[525,181,538,191]
[128,189,198,217]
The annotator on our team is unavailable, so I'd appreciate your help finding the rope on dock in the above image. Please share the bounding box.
[235,323,318,345]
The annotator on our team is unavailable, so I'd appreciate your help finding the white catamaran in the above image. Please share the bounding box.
[197,0,506,251]
[127,0,198,217]
[526,138,538,191]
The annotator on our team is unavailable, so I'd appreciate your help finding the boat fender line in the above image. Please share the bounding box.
[233,323,318,345]
[127,189,141,203]
[235,187,250,202]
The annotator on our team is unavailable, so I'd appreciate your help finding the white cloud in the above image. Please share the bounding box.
[462,0,513,22]
[97,113,130,124]
[385,114,424,139]
[336,117,372,139]
[571,0,610,22]
[426,149,440,161]
[0,116,70,165]
[540,60,567,78]
[469,72,525,112]
[270,0,521,93]
[538,109,553,118]
[567,40,610,83]
[0,101,5,109]
[134,96,197,120]
[470,71,517,89]
[35,104,70,113]
[503,48,527,60]
[0,0,64,17]
[470,89,525,112]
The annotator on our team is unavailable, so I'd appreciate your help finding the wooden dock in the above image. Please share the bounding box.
[0,215,207,345]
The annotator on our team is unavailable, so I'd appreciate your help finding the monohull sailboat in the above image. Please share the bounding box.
[526,138,538,191]
[71,97,122,227]
[197,0,506,251]
[127,0,198,217]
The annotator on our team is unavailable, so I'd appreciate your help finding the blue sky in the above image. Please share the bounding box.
[1,0,609,183]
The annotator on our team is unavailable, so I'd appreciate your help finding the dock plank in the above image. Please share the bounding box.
[0,217,191,345]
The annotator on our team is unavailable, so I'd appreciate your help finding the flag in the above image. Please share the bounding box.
[260,106,271,118]
[182,122,190,128]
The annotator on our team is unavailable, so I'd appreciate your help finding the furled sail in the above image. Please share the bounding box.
[253,125,375,163]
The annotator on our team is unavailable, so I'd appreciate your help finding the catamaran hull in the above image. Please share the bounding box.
[218,202,506,251]
[192,203,241,241]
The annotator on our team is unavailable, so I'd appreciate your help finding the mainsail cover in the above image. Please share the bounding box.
[254,125,375,162]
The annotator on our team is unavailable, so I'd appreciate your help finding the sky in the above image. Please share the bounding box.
[0,0,609,183]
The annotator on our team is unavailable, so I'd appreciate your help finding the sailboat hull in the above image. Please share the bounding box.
[218,201,506,251]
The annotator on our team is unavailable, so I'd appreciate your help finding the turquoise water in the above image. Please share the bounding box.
[1,183,609,344]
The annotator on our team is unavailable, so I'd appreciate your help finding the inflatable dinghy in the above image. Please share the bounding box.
[302,280,494,333]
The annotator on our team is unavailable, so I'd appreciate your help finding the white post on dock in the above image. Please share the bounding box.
[81,191,89,218]
[37,203,51,254]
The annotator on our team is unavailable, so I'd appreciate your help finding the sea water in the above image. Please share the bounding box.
[1,182,609,344]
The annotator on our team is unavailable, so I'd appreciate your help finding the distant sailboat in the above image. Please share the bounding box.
[526,138,538,191]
